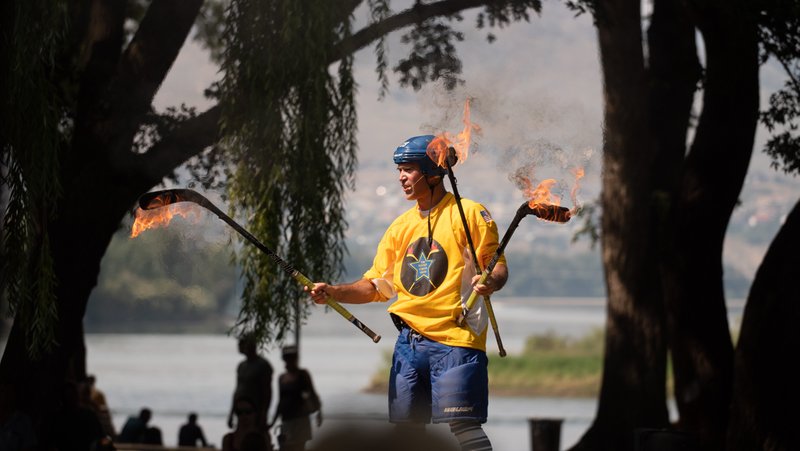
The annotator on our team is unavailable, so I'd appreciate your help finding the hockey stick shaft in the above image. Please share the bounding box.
[138,189,381,343]
[445,155,507,356]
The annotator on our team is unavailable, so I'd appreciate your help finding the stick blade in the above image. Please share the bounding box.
[138,189,199,210]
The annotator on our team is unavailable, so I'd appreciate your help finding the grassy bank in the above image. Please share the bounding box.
[364,328,605,397]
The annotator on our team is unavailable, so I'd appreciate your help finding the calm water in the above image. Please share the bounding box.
[10,297,745,450]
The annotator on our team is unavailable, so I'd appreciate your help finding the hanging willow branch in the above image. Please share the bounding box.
[219,0,357,344]
[0,0,68,357]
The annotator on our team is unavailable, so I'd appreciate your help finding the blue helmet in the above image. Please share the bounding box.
[393,135,447,176]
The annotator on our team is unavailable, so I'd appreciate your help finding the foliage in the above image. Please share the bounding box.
[85,227,238,332]
[219,0,358,344]
[757,0,800,176]
[0,0,69,357]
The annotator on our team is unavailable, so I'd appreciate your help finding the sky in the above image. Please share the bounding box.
[150,0,799,282]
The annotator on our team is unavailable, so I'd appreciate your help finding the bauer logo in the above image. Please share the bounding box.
[443,406,474,413]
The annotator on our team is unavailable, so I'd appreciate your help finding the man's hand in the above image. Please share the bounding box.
[471,274,498,296]
[470,264,508,296]
[304,283,332,304]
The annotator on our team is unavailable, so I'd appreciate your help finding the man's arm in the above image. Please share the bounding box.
[305,278,382,305]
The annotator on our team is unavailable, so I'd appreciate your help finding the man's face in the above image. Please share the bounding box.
[397,162,428,201]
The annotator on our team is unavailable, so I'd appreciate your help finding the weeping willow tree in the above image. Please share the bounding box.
[219,1,358,342]
[0,0,67,356]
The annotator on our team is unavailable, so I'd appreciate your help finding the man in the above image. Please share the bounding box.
[178,412,208,447]
[118,408,155,443]
[228,334,273,432]
[307,135,508,451]
[270,346,322,451]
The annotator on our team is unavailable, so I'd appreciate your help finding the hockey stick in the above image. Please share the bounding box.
[137,189,381,343]
[442,148,508,357]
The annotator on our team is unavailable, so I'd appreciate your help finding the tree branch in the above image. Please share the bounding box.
[332,0,488,61]
[136,105,222,186]
[109,0,203,117]
[75,0,126,109]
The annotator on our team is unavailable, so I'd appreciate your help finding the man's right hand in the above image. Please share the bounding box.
[304,283,332,305]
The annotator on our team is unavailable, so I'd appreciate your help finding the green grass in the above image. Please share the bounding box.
[488,329,604,397]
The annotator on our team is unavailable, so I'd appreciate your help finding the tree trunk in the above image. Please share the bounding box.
[0,1,206,444]
[728,199,800,451]
[659,2,758,449]
[569,1,670,449]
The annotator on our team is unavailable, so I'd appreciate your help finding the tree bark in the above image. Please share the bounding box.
[659,1,758,449]
[728,199,800,451]
[570,1,670,448]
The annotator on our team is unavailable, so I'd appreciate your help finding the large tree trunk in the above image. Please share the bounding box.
[659,2,759,449]
[0,1,207,445]
[569,0,670,449]
[728,200,800,451]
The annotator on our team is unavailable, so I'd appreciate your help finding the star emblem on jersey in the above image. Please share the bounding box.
[401,237,448,296]
[409,254,435,282]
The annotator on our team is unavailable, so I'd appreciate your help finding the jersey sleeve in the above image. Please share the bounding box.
[363,225,397,300]
[467,202,507,271]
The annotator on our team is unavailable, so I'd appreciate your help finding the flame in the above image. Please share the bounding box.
[427,98,482,169]
[523,178,561,208]
[130,203,200,238]
[569,167,585,214]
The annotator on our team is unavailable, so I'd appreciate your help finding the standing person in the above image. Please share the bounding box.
[229,334,274,433]
[223,397,271,451]
[306,135,508,451]
[270,345,322,451]
[178,412,208,447]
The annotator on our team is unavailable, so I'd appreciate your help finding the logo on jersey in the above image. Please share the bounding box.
[400,237,448,296]
[480,209,493,224]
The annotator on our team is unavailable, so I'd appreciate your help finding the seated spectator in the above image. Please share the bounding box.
[178,412,208,447]
[117,408,160,444]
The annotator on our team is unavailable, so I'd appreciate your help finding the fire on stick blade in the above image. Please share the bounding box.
[130,192,200,238]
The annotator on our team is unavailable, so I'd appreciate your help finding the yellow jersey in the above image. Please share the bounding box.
[363,192,506,351]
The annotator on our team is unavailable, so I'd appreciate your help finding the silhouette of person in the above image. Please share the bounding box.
[178,412,208,447]
[51,381,104,451]
[222,397,272,451]
[118,408,150,443]
[84,374,116,438]
[0,381,37,451]
[228,333,273,432]
[270,346,321,451]
[118,407,161,444]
